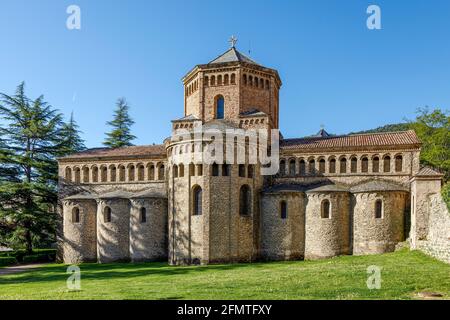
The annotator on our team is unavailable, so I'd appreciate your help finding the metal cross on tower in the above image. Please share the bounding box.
[229,35,237,48]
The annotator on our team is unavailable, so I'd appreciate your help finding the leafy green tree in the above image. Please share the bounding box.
[103,98,136,148]
[59,112,85,156]
[0,82,63,252]
[410,107,450,181]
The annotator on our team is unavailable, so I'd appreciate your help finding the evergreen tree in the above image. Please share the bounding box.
[59,112,85,156]
[0,82,63,252]
[103,98,136,148]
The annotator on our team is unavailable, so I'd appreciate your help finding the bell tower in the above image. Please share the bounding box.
[182,37,282,129]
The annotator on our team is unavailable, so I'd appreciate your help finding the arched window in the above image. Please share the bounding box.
[101,166,107,182]
[383,156,391,173]
[319,159,326,174]
[279,160,286,176]
[265,79,270,90]
[329,158,336,174]
[204,76,209,87]
[231,74,236,84]
[280,201,287,219]
[215,95,224,119]
[137,164,145,181]
[299,160,306,175]
[72,207,80,223]
[92,166,98,183]
[212,163,219,176]
[321,200,331,219]
[158,164,165,180]
[196,164,203,176]
[82,167,89,183]
[373,157,380,173]
[179,164,185,177]
[222,164,230,176]
[395,155,403,172]
[119,165,125,182]
[148,164,155,180]
[238,164,245,178]
[340,157,347,173]
[65,167,72,181]
[104,207,112,223]
[249,76,253,86]
[239,185,251,216]
[254,77,259,88]
[375,200,383,219]
[140,207,147,223]
[224,74,229,85]
[361,157,369,173]
[243,74,247,85]
[260,78,264,88]
[247,165,254,178]
[193,186,202,216]
[74,167,81,183]
[289,159,296,176]
[217,75,222,85]
[351,157,357,173]
[308,159,315,174]
[210,75,216,86]
[173,165,178,178]
[128,165,135,182]
[189,163,195,177]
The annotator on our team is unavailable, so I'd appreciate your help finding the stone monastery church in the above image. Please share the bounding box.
[58,41,449,265]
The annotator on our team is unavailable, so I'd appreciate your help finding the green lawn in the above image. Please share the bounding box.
[0,249,449,300]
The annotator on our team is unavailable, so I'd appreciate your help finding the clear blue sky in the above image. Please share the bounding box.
[1,0,449,148]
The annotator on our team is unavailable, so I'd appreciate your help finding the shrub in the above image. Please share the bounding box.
[0,257,18,267]
[0,249,56,263]
[22,251,56,264]
[22,254,49,264]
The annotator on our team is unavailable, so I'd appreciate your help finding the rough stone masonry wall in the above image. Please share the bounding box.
[353,191,406,255]
[304,192,350,259]
[97,199,130,263]
[261,192,305,260]
[129,198,168,262]
[415,194,450,263]
[63,199,97,264]
[208,168,256,263]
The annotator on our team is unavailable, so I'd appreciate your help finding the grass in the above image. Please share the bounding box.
[0,249,449,300]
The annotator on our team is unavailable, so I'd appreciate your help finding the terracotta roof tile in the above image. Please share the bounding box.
[281,130,421,151]
[416,167,444,177]
[60,144,166,160]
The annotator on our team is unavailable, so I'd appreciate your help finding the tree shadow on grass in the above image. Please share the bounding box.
[0,260,280,285]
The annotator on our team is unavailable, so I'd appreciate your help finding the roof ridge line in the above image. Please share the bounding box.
[208,47,235,64]
[283,129,416,141]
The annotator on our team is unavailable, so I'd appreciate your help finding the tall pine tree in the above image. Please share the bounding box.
[59,112,85,156]
[103,98,136,148]
[0,82,63,252]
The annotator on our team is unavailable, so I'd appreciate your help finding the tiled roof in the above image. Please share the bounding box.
[64,189,167,200]
[416,167,444,177]
[208,47,259,65]
[281,130,421,151]
[306,184,349,193]
[240,109,267,117]
[60,144,166,160]
[350,180,409,193]
[172,114,200,122]
[263,180,410,195]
